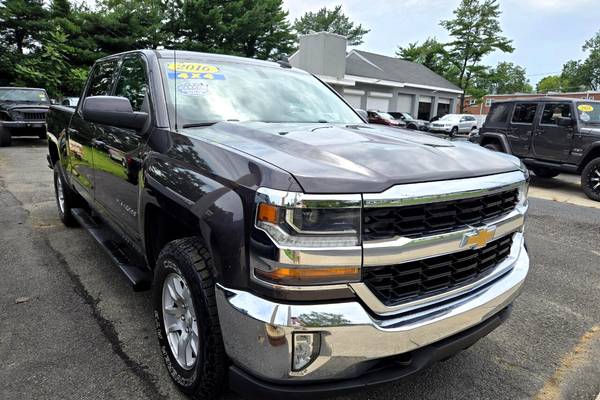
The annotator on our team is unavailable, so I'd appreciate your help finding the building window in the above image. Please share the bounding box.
[485,98,493,107]
[469,98,476,106]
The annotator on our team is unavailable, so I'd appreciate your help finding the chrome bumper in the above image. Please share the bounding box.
[216,235,529,382]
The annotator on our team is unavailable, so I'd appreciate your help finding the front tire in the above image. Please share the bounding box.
[581,157,600,201]
[153,237,226,399]
[449,127,458,137]
[531,167,560,179]
[53,161,79,227]
[0,126,11,147]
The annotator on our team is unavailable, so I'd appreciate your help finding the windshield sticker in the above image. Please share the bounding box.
[166,62,225,80]
[177,81,209,97]
[580,112,591,122]
[578,104,594,112]
[38,93,47,100]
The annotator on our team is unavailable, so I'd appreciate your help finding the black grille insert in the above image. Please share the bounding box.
[363,234,514,307]
[363,189,519,240]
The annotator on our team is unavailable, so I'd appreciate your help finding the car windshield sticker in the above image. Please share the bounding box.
[177,82,209,97]
[580,112,591,122]
[166,63,225,80]
[39,93,47,100]
[578,104,594,112]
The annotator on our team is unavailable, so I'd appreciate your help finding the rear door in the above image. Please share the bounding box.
[532,102,574,161]
[93,55,151,245]
[508,102,539,156]
[68,59,119,204]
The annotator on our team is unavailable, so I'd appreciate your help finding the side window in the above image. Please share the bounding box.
[512,103,538,124]
[540,103,572,125]
[114,57,149,112]
[487,103,510,125]
[85,61,118,99]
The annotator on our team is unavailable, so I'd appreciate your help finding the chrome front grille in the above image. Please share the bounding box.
[363,189,519,240]
[11,111,47,121]
[363,234,514,306]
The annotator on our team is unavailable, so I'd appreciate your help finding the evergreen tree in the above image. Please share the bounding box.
[293,5,369,46]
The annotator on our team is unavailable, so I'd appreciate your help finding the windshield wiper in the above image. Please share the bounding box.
[182,119,239,129]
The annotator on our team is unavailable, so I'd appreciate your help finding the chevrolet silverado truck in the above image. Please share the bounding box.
[474,97,600,201]
[0,87,50,146]
[46,50,530,399]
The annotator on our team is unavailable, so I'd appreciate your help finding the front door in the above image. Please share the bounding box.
[507,102,540,157]
[93,55,151,246]
[532,102,574,161]
[67,60,119,204]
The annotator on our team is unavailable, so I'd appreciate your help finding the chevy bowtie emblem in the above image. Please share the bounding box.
[461,226,496,250]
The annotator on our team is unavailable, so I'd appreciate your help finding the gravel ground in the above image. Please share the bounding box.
[1,137,599,400]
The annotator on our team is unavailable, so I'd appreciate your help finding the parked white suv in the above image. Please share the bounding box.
[430,114,479,136]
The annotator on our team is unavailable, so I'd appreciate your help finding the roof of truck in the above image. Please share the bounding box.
[493,96,599,103]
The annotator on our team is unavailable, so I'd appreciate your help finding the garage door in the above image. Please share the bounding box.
[396,94,412,112]
[366,96,390,112]
[344,94,362,109]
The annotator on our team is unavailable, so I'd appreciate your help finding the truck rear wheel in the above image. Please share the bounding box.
[0,126,11,147]
[53,161,80,227]
[531,167,560,179]
[153,237,226,399]
[581,157,600,201]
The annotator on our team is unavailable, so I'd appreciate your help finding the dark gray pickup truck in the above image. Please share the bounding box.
[46,50,530,399]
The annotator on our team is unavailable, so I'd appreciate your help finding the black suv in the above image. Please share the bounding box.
[0,87,50,146]
[474,97,600,200]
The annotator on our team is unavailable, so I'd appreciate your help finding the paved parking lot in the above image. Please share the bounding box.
[1,138,599,400]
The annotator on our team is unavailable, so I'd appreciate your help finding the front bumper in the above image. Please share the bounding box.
[429,125,452,133]
[1,121,46,133]
[216,237,529,386]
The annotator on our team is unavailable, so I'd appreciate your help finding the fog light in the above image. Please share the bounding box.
[292,333,320,371]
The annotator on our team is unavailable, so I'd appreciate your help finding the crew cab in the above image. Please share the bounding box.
[474,97,600,201]
[46,50,530,399]
[0,87,50,146]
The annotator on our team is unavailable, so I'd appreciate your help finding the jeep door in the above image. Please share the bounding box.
[92,55,151,246]
[532,102,575,161]
[508,102,540,156]
[68,59,119,205]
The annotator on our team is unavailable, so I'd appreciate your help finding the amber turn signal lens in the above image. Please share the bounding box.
[257,203,279,224]
[254,266,360,285]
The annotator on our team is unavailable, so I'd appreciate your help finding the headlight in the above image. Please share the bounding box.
[253,189,361,285]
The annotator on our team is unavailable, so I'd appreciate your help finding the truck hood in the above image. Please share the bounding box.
[189,122,521,193]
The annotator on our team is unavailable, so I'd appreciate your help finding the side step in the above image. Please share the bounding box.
[71,208,152,291]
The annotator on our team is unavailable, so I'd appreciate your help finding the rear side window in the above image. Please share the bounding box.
[486,103,511,125]
[540,103,572,124]
[512,103,538,124]
[85,60,118,98]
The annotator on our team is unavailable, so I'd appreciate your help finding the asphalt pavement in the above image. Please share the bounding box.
[1,137,599,400]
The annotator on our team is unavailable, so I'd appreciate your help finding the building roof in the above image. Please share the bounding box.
[346,50,462,92]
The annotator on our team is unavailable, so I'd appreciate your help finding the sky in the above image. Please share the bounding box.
[282,0,600,86]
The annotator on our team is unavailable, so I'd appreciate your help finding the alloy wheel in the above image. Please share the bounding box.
[162,272,200,370]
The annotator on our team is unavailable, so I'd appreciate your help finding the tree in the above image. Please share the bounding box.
[536,75,564,93]
[487,62,532,94]
[396,37,457,79]
[580,31,600,90]
[0,0,49,54]
[440,0,514,112]
[292,5,369,46]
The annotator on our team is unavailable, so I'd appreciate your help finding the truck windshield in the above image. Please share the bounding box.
[160,59,362,127]
[576,102,600,125]
[0,88,49,104]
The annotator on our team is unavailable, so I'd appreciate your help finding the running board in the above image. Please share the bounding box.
[71,208,152,291]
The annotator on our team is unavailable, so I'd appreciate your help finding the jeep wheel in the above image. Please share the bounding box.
[153,237,226,399]
[53,161,80,227]
[449,127,458,137]
[581,157,600,201]
[0,126,11,147]
[531,167,560,179]
[484,143,502,152]
[407,124,417,130]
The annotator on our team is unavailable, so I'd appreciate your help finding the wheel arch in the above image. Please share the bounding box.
[578,143,600,173]
[480,133,511,153]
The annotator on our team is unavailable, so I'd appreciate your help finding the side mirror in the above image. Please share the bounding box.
[355,109,368,122]
[82,96,148,131]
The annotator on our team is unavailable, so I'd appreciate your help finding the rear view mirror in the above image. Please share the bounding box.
[82,96,148,131]
[355,109,368,121]
[556,116,574,127]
